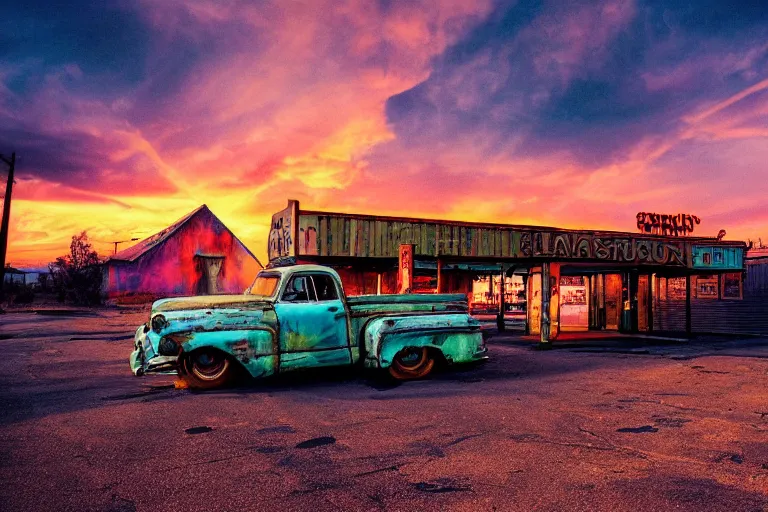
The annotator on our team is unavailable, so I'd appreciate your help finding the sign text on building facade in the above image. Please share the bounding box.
[636,212,700,236]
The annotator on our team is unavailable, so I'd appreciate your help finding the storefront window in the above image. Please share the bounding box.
[667,277,687,300]
[721,273,742,300]
[695,275,718,299]
[560,276,588,330]
[560,276,586,305]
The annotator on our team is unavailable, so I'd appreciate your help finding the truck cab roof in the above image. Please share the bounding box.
[260,264,342,279]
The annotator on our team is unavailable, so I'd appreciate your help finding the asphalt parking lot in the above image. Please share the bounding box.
[1,309,767,511]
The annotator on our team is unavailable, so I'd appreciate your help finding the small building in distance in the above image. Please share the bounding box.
[2,266,27,285]
[17,267,53,289]
[103,205,262,301]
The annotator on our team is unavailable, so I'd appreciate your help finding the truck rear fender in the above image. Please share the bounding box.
[363,314,483,369]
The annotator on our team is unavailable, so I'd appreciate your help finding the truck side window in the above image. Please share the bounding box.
[282,276,316,302]
[310,274,338,301]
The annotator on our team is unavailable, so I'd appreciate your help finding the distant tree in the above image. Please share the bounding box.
[50,232,103,305]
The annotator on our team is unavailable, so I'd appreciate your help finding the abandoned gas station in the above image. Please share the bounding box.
[268,200,754,342]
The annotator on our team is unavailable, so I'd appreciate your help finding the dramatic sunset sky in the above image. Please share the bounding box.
[2,0,767,266]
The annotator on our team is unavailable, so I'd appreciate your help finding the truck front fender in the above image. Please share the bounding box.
[176,327,278,378]
[363,313,485,369]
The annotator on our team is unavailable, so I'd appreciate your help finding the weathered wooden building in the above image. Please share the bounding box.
[268,200,754,339]
[103,205,262,301]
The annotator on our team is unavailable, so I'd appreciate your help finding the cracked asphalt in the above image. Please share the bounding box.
[1,310,767,511]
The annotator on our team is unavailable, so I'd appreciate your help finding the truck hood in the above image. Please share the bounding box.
[152,294,273,314]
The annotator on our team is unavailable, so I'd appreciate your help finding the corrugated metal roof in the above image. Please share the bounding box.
[747,248,768,260]
[108,205,209,263]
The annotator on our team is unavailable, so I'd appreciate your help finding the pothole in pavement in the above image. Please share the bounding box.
[185,426,213,435]
[413,477,472,493]
[252,446,285,454]
[713,452,744,464]
[653,417,692,428]
[295,436,336,449]
[616,425,659,433]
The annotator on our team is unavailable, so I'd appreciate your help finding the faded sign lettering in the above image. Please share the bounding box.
[520,232,686,266]
[636,212,700,236]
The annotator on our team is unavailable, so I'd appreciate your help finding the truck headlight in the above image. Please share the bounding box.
[151,314,168,333]
[158,336,182,356]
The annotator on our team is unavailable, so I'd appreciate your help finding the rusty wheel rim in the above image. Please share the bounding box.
[394,348,428,371]
[191,351,229,381]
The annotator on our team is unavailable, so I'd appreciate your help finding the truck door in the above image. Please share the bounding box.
[274,273,352,371]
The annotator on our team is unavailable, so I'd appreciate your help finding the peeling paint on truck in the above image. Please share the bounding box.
[130,264,487,388]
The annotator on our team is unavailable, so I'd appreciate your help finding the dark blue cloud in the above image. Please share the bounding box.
[0,1,150,87]
[384,0,768,168]
[642,0,768,38]
[386,0,543,142]
[440,0,543,65]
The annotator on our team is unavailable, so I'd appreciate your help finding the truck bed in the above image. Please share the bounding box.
[347,294,470,332]
[346,294,479,361]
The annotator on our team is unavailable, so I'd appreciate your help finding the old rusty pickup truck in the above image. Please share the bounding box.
[130,264,487,388]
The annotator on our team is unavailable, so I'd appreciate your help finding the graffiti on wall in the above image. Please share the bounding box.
[268,202,297,260]
[298,226,318,256]
[398,244,413,293]
[520,232,686,265]
[636,212,700,236]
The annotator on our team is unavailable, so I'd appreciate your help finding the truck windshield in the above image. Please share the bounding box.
[248,274,280,297]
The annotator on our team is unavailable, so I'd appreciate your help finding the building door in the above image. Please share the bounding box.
[604,274,622,330]
[195,255,225,295]
[528,273,541,335]
[638,275,649,332]
[589,274,604,329]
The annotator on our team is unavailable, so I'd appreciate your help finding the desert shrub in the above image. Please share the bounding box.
[13,285,35,304]
[49,232,104,306]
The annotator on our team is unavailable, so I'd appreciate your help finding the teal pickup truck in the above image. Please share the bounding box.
[130,264,487,389]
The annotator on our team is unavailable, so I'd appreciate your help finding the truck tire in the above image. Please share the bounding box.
[180,349,233,389]
[388,347,435,380]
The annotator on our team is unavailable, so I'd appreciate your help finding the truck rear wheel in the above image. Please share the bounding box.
[180,349,233,389]
[389,347,435,380]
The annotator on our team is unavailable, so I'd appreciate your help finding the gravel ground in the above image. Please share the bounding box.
[1,310,766,511]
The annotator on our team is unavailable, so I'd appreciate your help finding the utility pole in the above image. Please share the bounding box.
[111,238,140,255]
[0,152,16,299]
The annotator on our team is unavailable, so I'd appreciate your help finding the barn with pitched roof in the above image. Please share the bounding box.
[103,205,262,300]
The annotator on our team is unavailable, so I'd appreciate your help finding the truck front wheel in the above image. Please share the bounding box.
[180,349,233,389]
[388,347,435,380]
